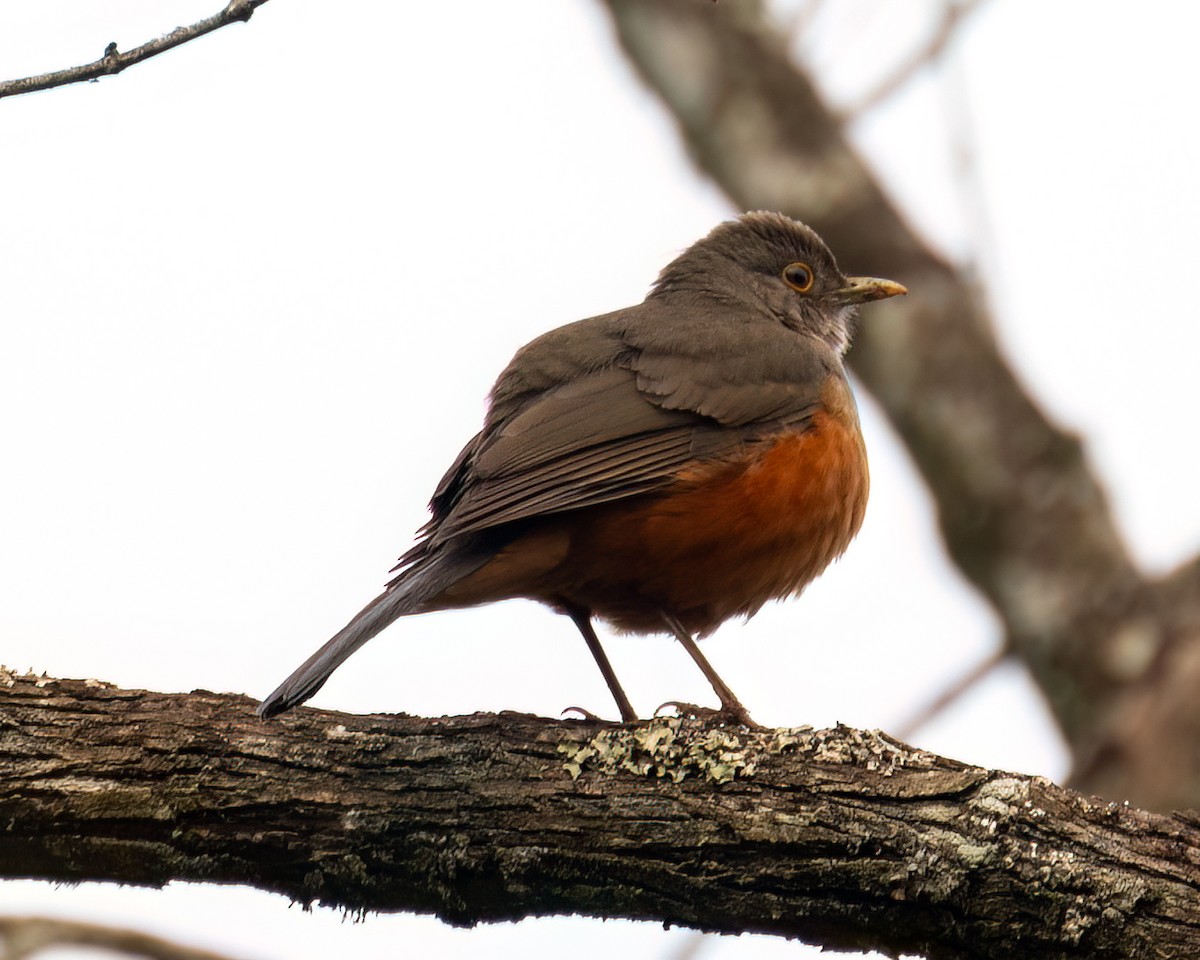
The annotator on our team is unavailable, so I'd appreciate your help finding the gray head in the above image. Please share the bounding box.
[650,211,905,355]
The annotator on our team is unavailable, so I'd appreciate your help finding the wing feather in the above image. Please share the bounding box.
[406,309,838,557]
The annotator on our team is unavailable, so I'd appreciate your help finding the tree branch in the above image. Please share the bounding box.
[0,0,268,101]
[892,646,1008,741]
[837,0,990,120]
[599,0,1200,812]
[2,672,1198,960]
[0,916,242,960]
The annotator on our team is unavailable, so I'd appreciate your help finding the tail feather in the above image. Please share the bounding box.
[256,587,415,718]
[256,548,487,718]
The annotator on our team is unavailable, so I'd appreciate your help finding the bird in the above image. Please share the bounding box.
[257,212,906,725]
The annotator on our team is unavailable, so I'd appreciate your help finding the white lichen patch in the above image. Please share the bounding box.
[954,842,996,868]
[559,717,761,784]
[800,725,932,776]
[969,777,1029,819]
[323,724,390,752]
[561,715,844,782]
[559,720,935,783]
[965,778,1040,847]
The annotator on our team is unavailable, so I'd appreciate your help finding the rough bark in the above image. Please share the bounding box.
[2,671,1198,960]
[599,0,1200,812]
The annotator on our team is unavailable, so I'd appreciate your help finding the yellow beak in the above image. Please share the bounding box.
[835,276,907,304]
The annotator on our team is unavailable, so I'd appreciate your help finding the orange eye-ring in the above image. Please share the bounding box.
[782,261,814,293]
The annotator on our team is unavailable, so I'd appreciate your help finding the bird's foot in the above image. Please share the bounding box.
[561,706,628,725]
[655,700,763,730]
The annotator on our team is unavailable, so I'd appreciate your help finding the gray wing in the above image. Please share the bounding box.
[428,366,730,542]
[627,315,836,426]
[416,310,838,549]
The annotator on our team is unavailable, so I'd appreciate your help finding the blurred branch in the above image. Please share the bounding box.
[780,0,827,38]
[0,916,240,960]
[0,0,268,101]
[599,0,1200,813]
[664,931,709,960]
[1162,554,1200,609]
[3,673,1199,960]
[892,646,1007,741]
[838,0,990,119]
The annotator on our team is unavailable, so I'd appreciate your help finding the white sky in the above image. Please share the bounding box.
[2,3,1198,959]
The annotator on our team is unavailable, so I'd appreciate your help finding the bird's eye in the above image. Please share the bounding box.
[782,262,814,293]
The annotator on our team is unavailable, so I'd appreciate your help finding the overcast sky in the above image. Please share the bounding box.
[3,3,1198,959]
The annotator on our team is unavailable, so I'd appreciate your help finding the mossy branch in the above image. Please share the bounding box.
[2,670,1197,959]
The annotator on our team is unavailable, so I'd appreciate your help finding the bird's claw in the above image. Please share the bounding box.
[561,705,626,724]
[655,700,763,730]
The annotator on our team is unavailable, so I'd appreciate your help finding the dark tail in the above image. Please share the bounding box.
[256,548,486,718]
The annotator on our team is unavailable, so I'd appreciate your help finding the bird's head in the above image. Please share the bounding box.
[651,211,906,355]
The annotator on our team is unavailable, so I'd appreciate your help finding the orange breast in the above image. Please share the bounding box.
[553,409,869,635]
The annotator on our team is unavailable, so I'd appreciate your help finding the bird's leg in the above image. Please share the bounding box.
[564,606,639,723]
[660,611,761,729]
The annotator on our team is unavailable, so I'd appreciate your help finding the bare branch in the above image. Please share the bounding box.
[839,0,990,120]
[2,672,1199,960]
[780,0,828,40]
[1161,553,1200,612]
[0,916,242,960]
[0,0,268,101]
[892,646,1008,741]
[664,932,709,960]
